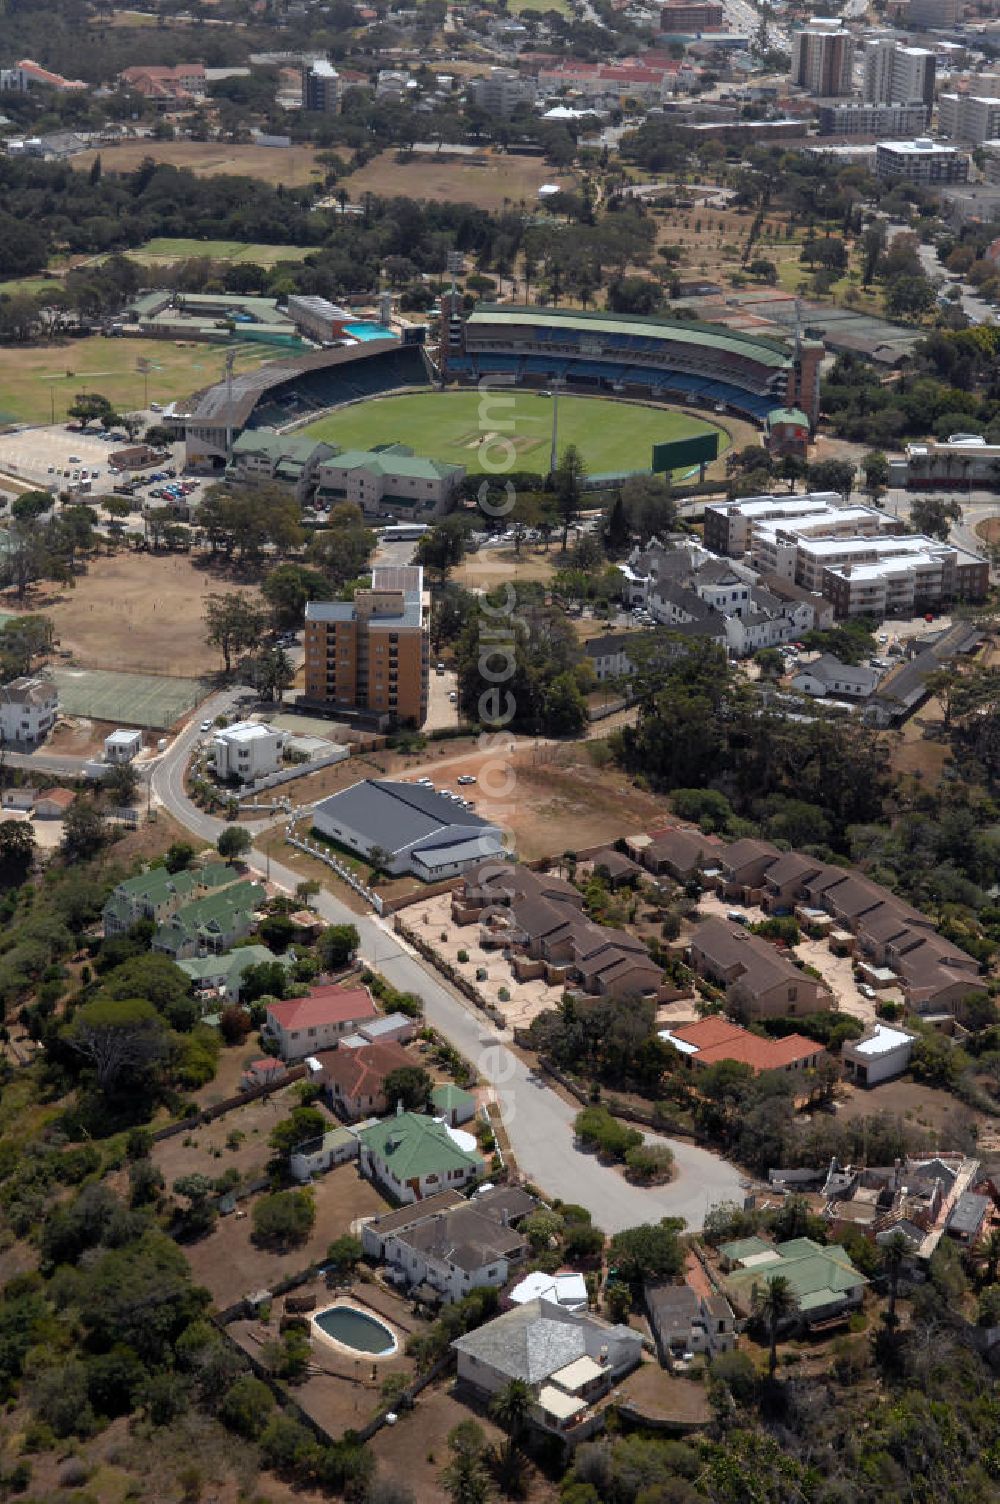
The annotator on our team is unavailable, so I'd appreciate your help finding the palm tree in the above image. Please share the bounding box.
[752,1273,798,1379]
[491,1378,533,1440]
[881,1230,908,1328]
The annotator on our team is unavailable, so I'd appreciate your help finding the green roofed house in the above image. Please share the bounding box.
[721,1235,867,1327]
[358,1107,484,1204]
[178,943,293,1003]
[315,444,464,520]
[431,1082,476,1128]
[151,880,266,961]
[765,406,810,460]
[102,861,243,938]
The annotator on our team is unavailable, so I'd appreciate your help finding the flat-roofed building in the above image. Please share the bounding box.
[875,139,970,184]
[702,492,843,556]
[304,564,430,726]
[791,20,855,97]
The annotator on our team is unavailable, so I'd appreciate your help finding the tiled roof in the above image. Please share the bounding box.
[665,1016,823,1073]
[268,984,378,1033]
[320,1039,411,1099]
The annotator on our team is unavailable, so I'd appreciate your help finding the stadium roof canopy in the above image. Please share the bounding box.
[466,303,794,368]
[180,337,400,430]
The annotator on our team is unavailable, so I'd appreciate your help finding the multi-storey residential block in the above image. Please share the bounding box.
[303,565,429,726]
[875,139,970,183]
[790,20,855,97]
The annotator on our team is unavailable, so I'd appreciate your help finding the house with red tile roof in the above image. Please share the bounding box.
[317,1039,412,1120]
[659,1016,825,1075]
[263,984,379,1061]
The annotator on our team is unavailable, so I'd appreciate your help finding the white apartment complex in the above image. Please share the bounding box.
[875,139,970,183]
[790,20,855,97]
[302,58,339,112]
[212,721,287,784]
[468,67,536,117]
[818,101,929,137]
[863,40,936,106]
[750,506,902,581]
[703,492,845,556]
[938,94,1000,145]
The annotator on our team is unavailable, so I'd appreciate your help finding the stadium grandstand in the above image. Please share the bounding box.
[170,339,431,468]
[440,301,823,429]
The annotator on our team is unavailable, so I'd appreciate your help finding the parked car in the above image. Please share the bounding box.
[457,775,476,786]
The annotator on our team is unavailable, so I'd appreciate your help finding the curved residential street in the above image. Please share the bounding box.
[149,710,746,1232]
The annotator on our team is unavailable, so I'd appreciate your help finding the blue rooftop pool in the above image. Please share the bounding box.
[344,322,396,342]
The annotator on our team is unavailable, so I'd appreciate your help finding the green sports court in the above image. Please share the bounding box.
[52,668,208,730]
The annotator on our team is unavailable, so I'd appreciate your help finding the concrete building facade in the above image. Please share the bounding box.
[212,721,287,784]
[875,139,970,183]
[304,564,429,726]
[302,58,339,112]
[863,40,935,107]
[791,21,855,97]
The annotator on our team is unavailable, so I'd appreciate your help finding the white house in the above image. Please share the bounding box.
[262,984,379,1061]
[212,721,287,784]
[289,1123,361,1181]
[792,654,880,700]
[0,677,58,747]
[104,728,143,764]
[364,1190,532,1302]
[842,1022,917,1086]
[357,1109,484,1203]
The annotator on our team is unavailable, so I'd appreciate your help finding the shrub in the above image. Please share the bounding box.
[624,1142,675,1183]
[251,1189,316,1250]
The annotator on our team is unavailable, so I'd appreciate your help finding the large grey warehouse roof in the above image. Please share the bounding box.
[314,779,498,855]
[182,338,399,430]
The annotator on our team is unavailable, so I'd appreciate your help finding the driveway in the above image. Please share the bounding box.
[151,715,746,1231]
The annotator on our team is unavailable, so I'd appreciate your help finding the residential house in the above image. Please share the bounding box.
[713,839,781,901]
[824,1154,979,1260]
[720,1235,867,1326]
[842,1022,917,1086]
[659,1016,826,1075]
[119,63,206,104]
[791,653,880,700]
[357,1109,484,1203]
[645,1281,736,1364]
[104,729,143,764]
[431,1083,476,1126]
[102,862,240,937]
[630,826,724,882]
[33,788,75,819]
[317,1038,413,1120]
[151,881,265,961]
[363,1187,534,1303]
[212,722,287,784]
[178,944,293,1004]
[452,1298,644,1442]
[289,1123,360,1181]
[0,788,36,812]
[688,918,833,1019]
[508,1270,589,1313]
[589,848,644,889]
[0,677,58,747]
[583,633,644,684]
[242,1057,287,1091]
[946,1191,991,1245]
[263,983,380,1061]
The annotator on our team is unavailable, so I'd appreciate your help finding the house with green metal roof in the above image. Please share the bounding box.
[431,1082,476,1128]
[151,880,266,961]
[315,443,464,519]
[103,862,247,938]
[358,1108,483,1204]
[722,1235,867,1326]
[229,428,335,502]
[178,943,292,1003]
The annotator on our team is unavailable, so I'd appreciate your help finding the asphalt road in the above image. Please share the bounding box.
[148,706,746,1231]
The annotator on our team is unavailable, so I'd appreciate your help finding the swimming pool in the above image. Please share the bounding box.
[312,1302,398,1357]
[344,321,396,342]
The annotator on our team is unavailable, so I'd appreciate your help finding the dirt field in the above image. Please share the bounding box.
[344,150,578,212]
[151,1079,309,1190]
[179,1160,390,1306]
[3,551,260,677]
[370,1382,511,1504]
[835,1075,978,1142]
[454,543,557,590]
[73,140,326,188]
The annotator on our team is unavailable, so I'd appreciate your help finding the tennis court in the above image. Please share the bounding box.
[51,668,208,729]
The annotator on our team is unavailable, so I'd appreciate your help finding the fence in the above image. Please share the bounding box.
[150,1063,306,1143]
[286,825,384,914]
[393,915,505,1028]
[241,748,350,796]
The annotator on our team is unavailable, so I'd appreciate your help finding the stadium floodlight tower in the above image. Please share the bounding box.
[549,378,563,475]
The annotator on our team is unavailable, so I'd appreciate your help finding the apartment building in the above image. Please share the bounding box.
[908,0,960,25]
[939,93,1000,144]
[286,294,352,342]
[302,58,339,112]
[863,40,935,107]
[818,101,929,137]
[750,506,901,580]
[660,0,725,30]
[0,677,59,747]
[790,21,855,97]
[702,492,843,556]
[468,67,536,117]
[875,139,970,184]
[823,544,987,618]
[303,564,429,726]
[229,429,334,502]
[119,63,206,105]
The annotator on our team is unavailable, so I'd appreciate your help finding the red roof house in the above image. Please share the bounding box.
[263,984,379,1061]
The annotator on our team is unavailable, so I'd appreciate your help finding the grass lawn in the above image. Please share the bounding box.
[299,390,726,477]
[121,237,322,266]
[0,334,271,426]
[0,276,64,298]
[508,0,571,12]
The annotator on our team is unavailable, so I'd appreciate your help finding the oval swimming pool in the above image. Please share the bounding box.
[313,1303,398,1356]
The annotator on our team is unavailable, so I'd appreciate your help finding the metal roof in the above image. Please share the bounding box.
[313,778,499,857]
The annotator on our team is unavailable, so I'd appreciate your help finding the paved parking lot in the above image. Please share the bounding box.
[0,424,113,491]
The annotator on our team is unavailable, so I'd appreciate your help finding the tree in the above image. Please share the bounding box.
[204,593,268,675]
[491,1377,532,1440]
[442,1419,491,1504]
[881,1230,908,1328]
[910,494,962,541]
[220,1374,274,1438]
[269,1106,326,1165]
[0,819,35,880]
[416,518,467,583]
[326,1233,363,1273]
[262,563,331,630]
[608,1220,683,1289]
[983,1228,1000,1286]
[806,458,856,499]
[164,841,195,874]
[11,491,51,524]
[67,997,165,1094]
[382,1065,433,1112]
[862,450,890,500]
[252,1189,316,1249]
[106,760,139,807]
[318,923,359,970]
[251,647,294,703]
[751,1273,798,1379]
[554,444,586,548]
[217,826,251,864]
[61,801,110,862]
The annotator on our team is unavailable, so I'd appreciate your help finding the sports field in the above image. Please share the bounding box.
[0,335,270,427]
[73,141,325,189]
[299,390,726,478]
[118,238,323,267]
[52,668,207,729]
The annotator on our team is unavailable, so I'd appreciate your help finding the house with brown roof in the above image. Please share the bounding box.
[714,839,781,901]
[632,826,724,881]
[362,1186,536,1304]
[589,848,644,889]
[761,852,828,913]
[689,918,833,1020]
[659,1015,826,1074]
[316,1038,413,1121]
[33,788,75,819]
